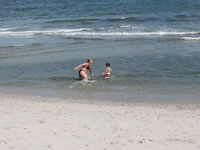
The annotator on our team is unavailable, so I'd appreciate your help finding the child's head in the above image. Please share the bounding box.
[106,63,110,67]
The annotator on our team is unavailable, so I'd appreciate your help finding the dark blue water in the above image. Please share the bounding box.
[0,0,200,103]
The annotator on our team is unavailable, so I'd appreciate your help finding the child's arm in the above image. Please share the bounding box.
[102,68,109,75]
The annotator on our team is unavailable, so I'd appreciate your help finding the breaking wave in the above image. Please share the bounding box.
[179,37,200,40]
[0,28,199,39]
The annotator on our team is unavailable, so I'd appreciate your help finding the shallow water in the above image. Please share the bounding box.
[0,0,200,103]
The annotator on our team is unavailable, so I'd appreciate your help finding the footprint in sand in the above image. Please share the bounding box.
[72,135,80,139]
[37,120,45,124]
[81,125,91,129]
[0,140,7,144]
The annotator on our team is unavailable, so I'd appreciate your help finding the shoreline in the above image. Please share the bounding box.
[0,94,200,150]
[0,86,200,104]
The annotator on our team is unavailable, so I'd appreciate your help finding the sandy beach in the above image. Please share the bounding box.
[0,94,200,150]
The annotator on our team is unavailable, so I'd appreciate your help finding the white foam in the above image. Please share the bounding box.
[15,44,26,47]
[69,80,96,89]
[0,28,13,31]
[119,17,127,20]
[56,31,199,37]
[180,37,200,40]
[0,28,199,38]
[120,25,131,28]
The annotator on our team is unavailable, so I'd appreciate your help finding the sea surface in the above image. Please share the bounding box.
[0,0,200,103]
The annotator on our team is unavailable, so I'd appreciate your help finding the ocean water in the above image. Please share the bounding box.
[0,0,200,103]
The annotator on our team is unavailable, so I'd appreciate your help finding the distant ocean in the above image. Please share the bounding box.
[0,0,200,103]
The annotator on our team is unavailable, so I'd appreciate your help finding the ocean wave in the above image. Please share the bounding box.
[0,28,16,31]
[0,44,27,48]
[46,18,99,24]
[0,29,199,38]
[175,14,187,18]
[106,17,158,22]
[175,14,200,18]
[179,37,200,40]
[0,43,44,49]
[0,28,92,37]
[107,17,136,21]
[119,24,145,30]
[167,18,194,22]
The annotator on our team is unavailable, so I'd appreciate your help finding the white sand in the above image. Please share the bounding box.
[0,94,200,150]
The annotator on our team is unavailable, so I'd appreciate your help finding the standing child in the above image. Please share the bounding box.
[103,63,112,79]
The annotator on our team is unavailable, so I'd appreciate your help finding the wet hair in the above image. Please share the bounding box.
[87,58,92,63]
[106,63,110,67]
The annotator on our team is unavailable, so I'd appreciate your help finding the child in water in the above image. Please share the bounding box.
[103,63,112,79]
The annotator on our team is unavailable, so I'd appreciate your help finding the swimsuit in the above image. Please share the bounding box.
[79,65,90,77]
[104,72,112,78]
